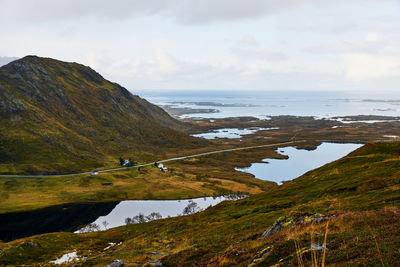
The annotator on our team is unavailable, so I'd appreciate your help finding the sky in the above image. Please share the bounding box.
[0,0,399,93]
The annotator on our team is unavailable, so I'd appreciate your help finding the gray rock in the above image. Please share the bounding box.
[261,217,286,238]
[310,243,327,250]
[144,261,163,266]
[105,259,127,267]
[261,224,282,238]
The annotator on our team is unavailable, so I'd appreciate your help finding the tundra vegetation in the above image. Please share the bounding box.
[0,142,399,266]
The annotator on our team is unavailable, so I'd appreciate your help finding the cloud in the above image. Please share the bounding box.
[232,36,286,62]
[1,0,398,92]
[85,49,338,91]
[365,32,378,42]
[231,47,287,61]
[238,35,259,47]
[304,39,388,55]
[344,53,400,81]
[97,50,223,85]
[0,0,388,25]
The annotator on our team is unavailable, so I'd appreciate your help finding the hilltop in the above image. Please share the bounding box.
[0,56,205,174]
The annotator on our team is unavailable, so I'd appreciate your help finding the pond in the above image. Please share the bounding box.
[191,127,279,139]
[0,202,118,242]
[79,195,243,232]
[0,195,243,241]
[236,142,362,184]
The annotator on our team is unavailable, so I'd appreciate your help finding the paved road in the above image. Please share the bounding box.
[0,140,307,178]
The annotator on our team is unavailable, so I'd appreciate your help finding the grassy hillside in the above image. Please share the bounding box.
[0,56,206,174]
[1,142,399,266]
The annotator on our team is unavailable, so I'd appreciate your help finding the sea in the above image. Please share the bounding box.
[142,90,400,119]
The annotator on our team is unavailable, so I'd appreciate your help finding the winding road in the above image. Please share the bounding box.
[0,140,308,178]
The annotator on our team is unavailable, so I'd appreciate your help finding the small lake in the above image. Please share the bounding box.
[236,143,362,184]
[191,127,279,139]
[0,196,241,241]
[83,195,240,232]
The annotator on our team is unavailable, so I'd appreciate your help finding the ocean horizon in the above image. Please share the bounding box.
[142,90,400,119]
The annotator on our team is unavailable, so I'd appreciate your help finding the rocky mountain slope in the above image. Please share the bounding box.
[0,56,205,174]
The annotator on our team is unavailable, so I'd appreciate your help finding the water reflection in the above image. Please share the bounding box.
[0,202,118,242]
[236,143,362,184]
[84,195,245,232]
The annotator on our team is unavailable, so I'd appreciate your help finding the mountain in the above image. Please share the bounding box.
[0,56,205,174]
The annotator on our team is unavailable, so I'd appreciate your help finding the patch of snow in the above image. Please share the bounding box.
[50,251,82,265]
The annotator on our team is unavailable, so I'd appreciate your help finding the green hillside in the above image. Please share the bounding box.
[0,56,205,174]
[1,142,399,266]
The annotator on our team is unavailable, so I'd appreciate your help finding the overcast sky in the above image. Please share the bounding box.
[1,0,399,92]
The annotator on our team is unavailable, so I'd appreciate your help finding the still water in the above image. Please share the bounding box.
[88,196,239,231]
[143,90,400,119]
[191,127,279,139]
[236,142,362,184]
[0,196,240,241]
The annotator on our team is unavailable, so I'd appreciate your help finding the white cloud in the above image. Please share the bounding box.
[0,0,390,25]
[365,32,378,42]
[238,35,259,47]
[1,0,399,92]
[344,53,400,81]
[231,47,287,61]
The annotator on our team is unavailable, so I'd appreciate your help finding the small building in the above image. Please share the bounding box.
[158,163,168,172]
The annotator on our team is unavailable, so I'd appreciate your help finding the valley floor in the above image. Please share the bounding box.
[2,115,399,214]
[0,141,399,266]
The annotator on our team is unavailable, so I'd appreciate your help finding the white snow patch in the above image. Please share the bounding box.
[50,251,82,265]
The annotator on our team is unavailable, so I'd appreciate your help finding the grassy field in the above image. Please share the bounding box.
[3,109,400,214]
[0,148,280,213]
[0,141,399,266]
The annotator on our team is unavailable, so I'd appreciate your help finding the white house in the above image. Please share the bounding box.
[158,163,168,172]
